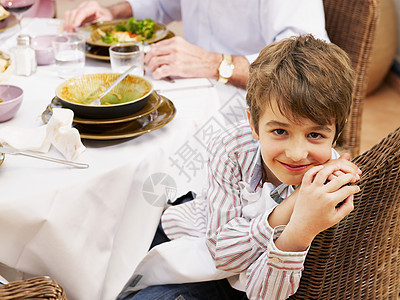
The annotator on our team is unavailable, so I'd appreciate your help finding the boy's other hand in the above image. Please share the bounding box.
[326,153,362,181]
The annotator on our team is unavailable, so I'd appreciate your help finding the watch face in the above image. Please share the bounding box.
[219,61,233,78]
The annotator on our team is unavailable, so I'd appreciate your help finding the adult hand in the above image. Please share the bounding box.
[145,36,221,80]
[63,1,113,32]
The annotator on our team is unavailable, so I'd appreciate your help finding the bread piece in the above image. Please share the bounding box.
[0,57,8,73]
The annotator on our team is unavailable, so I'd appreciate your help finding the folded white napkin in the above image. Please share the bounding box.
[152,78,214,93]
[0,108,85,161]
[239,181,277,220]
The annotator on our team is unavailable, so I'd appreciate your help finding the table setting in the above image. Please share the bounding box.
[0,15,248,300]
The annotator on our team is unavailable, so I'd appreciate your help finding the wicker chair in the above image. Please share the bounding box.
[0,276,67,300]
[289,126,400,299]
[323,0,380,157]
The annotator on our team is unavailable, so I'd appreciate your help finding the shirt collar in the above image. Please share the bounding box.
[249,143,294,204]
[249,144,263,191]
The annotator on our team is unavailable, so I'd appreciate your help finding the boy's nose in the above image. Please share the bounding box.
[285,141,308,162]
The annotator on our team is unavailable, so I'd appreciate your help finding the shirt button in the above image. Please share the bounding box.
[201,19,207,24]
[271,257,281,264]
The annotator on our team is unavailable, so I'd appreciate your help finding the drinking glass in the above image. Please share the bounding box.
[109,43,144,76]
[52,33,85,79]
[0,0,36,31]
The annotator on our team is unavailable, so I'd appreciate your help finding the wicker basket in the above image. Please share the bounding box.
[0,276,67,300]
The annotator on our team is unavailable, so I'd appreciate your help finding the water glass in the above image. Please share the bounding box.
[52,33,85,79]
[109,43,144,76]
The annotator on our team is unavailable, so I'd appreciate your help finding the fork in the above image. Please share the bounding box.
[89,65,137,106]
[0,146,89,169]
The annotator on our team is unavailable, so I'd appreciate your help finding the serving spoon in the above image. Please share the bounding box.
[90,65,136,106]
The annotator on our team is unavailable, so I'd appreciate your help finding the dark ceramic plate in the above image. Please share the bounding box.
[82,20,168,47]
[42,95,176,140]
[43,92,162,125]
[55,73,153,119]
[85,30,175,61]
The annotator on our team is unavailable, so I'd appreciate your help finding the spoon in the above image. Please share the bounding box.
[90,65,136,106]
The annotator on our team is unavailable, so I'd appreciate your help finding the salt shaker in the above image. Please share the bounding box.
[15,34,37,76]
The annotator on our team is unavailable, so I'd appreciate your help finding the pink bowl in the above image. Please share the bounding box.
[31,35,57,65]
[0,85,23,122]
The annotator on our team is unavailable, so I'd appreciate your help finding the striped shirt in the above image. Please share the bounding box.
[162,121,336,299]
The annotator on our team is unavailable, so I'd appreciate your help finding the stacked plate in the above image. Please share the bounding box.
[80,20,175,61]
[42,92,176,140]
[0,9,17,33]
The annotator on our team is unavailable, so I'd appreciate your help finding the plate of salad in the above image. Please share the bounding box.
[83,18,168,47]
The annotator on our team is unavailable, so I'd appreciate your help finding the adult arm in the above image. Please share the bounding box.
[244,0,330,63]
[63,1,132,32]
[145,37,249,89]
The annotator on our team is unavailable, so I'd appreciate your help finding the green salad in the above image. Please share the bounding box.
[101,18,155,44]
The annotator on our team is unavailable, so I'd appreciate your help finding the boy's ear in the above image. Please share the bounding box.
[333,130,342,148]
[247,109,260,140]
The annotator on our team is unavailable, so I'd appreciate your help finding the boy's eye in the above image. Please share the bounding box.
[273,129,287,136]
[308,132,323,139]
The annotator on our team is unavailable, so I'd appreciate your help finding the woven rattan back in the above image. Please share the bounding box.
[0,276,67,300]
[323,0,379,157]
[289,126,400,299]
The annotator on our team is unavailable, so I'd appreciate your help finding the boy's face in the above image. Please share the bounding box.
[248,99,336,187]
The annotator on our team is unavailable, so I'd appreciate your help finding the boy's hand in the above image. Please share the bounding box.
[275,162,360,252]
[268,154,360,229]
[326,153,362,181]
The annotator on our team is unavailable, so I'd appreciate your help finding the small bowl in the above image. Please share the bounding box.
[0,85,23,122]
[55,73,153,119]
[31,34,57,65]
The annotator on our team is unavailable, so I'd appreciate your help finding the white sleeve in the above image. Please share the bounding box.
[246,0,330,64]
[125,0,182,24]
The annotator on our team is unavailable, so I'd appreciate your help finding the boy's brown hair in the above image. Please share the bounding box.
[246,34,354,142]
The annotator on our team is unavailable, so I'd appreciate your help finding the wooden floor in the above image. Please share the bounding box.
[360,81,400,154]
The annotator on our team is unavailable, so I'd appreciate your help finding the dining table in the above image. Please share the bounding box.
[0,18,248,300]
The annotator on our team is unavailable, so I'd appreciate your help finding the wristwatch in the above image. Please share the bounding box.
[218,54,234,83]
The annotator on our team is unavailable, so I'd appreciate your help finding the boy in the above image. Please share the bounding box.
[119,34,361,300]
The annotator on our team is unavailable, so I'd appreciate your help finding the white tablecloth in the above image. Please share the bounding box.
[0,18,248,300]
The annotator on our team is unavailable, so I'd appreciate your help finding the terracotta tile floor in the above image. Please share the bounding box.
[360,82,400,154]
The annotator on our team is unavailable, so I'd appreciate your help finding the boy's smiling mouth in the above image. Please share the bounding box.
[280,162,310,172]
